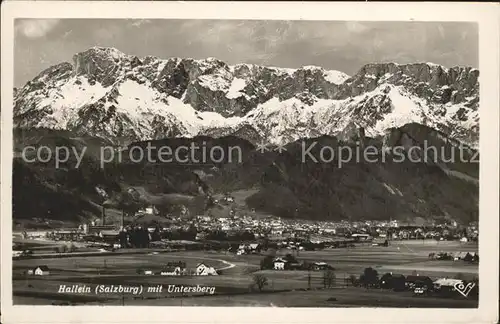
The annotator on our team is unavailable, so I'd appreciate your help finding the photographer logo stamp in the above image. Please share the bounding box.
[454,282,476,298]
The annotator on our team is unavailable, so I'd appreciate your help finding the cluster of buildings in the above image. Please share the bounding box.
[138,262,219,276]
[370,272,478,299]
[429,251,479,262]
[271,257,333,271]
[25,265,50,276]
[232,243,262,255]
[259,253,334,272]
[14,201,479,251]
[189,213,477,243]
[24,261,219,277]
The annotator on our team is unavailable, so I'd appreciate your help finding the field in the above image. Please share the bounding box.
[12,240,478,307]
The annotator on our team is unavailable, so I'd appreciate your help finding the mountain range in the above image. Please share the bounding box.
[14,46,479,147]
[12,47,479,225]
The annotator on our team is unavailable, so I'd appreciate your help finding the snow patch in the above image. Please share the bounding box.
[324,70,350,85]
[164,96,242,131]
[383,183,403,196]
[302,65,322,71]
[113,80,242,136]
[198,75,231,91]
[156,61,167,74]
[368,85,425,135]
[383,183,396,195]
[274,67,296,76]
[226,78,247,99]
[36,77,111,129]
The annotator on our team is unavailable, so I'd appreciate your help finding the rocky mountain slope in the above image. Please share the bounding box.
[14,47,479,147]
[13,123,478,224]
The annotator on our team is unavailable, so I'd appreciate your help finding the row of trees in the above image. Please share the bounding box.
[346,267,478,294]
[53,243,77,253]
[203,230,257,242]
[118,228,151,248]
[160,224,197,241]
[251,268,337,292]
[247,266,478,299]
[428,252,479,263]
[116,223,199,248]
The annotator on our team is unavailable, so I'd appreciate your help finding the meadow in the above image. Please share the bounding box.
[12,241,478,307]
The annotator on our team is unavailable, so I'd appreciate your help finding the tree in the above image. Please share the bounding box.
[260,255,275,270]
[463,253,473,263]
[323,269,336,288]
[113,189,148,222]
[348,275,358,287]
[360,267,379,288]
[379,273,393,289]
[283,253,298,264]
[119,230,128,248]
[262,238,270,251]
[302,260,311,271]
[472,253,479,263]
[252,274,269,292]
[186,223,198,240]
[67,243,76,253]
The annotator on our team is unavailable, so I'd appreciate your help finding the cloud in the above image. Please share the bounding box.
[345,22,369,34]
[16,19,60,38]
[130,19,151,28]
[62,30,73,39]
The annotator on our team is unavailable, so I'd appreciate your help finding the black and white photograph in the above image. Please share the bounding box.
[1,1,498,324]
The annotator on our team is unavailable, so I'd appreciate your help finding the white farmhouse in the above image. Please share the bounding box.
[33,266,50,276]
[195,262,218,276]
[273,258,287,270]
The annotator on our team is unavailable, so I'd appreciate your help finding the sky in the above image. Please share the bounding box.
[14,19,478,87]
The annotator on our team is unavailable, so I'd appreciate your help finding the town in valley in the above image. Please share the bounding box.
[13,194,479,307]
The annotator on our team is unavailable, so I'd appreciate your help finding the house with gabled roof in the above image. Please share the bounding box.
[32,265,50,276]
[273,257,287,270]
[195,262,218,276]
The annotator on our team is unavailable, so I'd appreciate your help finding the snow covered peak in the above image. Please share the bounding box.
[73,47,131,69]
[302,65,323,70]
[205,57,222,62]
[425,62,448,70]
[87,46,129,59]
